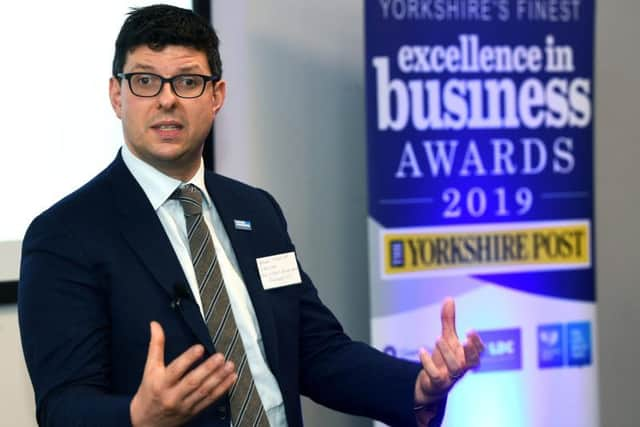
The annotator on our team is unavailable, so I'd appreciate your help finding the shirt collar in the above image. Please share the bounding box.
[121,144,213,210]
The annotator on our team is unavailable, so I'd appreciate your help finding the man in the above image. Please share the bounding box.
[18,5,483,427]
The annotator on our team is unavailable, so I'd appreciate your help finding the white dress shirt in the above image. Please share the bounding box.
[121,145,287,426]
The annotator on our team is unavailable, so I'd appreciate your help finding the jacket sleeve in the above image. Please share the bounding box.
[259,189,447,427]
[18,211,133,427]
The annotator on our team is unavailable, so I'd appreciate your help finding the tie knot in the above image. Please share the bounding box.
[171,184,203,216]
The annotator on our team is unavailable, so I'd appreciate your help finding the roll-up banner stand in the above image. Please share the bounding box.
[365,1,597,426]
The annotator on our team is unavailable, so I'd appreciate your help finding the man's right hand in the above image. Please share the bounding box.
[130,321,237,427]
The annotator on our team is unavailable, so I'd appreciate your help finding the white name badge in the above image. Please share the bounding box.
[256,252,302,290]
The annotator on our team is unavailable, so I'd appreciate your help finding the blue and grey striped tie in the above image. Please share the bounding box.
[172,184,269,427]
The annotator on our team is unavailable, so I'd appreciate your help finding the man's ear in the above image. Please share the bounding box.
[212,79,226,114]
[109,77,123,119]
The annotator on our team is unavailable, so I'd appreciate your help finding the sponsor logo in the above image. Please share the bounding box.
[538,324,564,368]
[382,345,428,362]
[383,345,397,357]
[382,220,590,278]
[536,321,592,369]
[382,322,591,373]
[567,321,591,366]
[476,328,522,372]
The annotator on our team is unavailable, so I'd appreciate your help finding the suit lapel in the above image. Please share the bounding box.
[204,173,281,373]
[107,155,214,353]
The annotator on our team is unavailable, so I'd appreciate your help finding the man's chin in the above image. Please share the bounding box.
[148,152,201,180]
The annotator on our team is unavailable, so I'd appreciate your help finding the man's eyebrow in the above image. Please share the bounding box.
[127,64,206,74]
[128,64,156,72]
[176,64,206,73]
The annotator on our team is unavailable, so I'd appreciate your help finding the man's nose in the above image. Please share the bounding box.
[156,81,178,109]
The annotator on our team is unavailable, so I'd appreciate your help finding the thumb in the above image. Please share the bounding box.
[145,321,166,370]
[441,297,458,339]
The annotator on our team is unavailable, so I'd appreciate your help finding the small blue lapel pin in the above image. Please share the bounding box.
[234,219,252,231]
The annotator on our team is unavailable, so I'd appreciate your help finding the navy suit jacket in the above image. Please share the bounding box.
[19,153,437,427]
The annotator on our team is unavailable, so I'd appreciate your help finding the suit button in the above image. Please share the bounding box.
[215,406,227,420]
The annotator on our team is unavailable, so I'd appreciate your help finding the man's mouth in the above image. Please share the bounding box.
[151,121,184,138]
[156,124,181,130]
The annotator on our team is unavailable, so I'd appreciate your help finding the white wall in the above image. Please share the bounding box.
[213,2,369,426]
[0,306,37,426]
[595,1,640,426]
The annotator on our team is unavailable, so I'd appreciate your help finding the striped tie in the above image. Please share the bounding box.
[172,184,269,427]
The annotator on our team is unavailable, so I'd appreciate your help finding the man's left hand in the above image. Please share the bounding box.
[413,298,484,411]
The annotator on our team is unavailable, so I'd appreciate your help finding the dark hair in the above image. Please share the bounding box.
[112,4,222,78]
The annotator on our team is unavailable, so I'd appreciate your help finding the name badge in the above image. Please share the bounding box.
[256,252,301,290]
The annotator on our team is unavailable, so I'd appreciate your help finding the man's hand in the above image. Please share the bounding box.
[414,298,484,408]
[130,322,237,427]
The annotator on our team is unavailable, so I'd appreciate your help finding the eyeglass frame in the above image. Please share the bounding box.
[116,72,220,99]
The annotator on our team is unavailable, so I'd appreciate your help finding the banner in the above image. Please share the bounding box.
[365,1,597,425]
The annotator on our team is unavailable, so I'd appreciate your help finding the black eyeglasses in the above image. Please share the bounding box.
[117,72,219,98]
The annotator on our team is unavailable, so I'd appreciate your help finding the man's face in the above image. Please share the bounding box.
[109,45,225,180]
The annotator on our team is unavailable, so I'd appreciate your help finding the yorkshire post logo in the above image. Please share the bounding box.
[382,220,591,278]
[567,321,592,366]
[476,328,522,372]
[389,240,405,267]
[538,324,564,368]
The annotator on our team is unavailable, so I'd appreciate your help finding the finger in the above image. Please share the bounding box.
[441,298,458,340]
[436,338,463,379]
[164,344,206,385]
[418,348,449,392]
[463,340,480,368]
[145,321,166,371]
[190,370,238,415]
[431,344,445,367]
[446,331,466,361]
[419,348,442,380]
[175,353,226,401]
[183,360,236,411]
[468,331,485,354]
